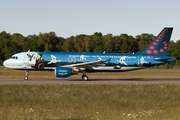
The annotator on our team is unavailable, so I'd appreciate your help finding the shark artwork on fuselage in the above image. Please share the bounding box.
[3,28,176,80]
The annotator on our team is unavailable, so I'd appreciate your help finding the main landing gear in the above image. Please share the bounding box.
[81,71,88,81]
[82,75,88,81]
[24,70,29,80]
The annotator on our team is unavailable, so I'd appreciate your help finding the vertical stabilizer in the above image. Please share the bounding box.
[139,27,173,56]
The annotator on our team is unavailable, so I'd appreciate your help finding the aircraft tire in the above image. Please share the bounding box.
[82,75,88,81]
[24,76,28,80]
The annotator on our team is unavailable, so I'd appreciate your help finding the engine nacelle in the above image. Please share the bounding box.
[55,67,72,77]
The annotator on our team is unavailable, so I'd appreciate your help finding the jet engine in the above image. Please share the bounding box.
[55,67,78,77]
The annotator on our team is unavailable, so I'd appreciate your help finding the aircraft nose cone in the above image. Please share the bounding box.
[3,60,7,67]
[3,60,10,67]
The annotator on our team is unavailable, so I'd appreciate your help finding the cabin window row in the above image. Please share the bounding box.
[111,59,133,61]
[44,58,133,61]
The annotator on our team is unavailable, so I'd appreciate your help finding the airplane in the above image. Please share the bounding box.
[3,27,176,80]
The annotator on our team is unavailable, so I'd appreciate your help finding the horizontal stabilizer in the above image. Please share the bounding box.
[155,58,173,61]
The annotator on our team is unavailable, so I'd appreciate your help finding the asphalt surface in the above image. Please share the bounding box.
[1,78,180,85]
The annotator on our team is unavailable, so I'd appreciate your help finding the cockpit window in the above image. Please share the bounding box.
[11,56,18,59]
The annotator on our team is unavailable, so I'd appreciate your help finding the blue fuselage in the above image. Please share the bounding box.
[3,52,175,72]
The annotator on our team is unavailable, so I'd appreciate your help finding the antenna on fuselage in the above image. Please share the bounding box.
[28,50,30,52]
[103,51,105,54]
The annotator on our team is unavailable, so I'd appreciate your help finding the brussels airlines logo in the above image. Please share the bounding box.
[48,55,61,64]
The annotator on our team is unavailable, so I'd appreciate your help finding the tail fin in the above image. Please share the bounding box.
[139,27,173,56]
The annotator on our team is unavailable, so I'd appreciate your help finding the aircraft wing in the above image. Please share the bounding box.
[63,60,106,69]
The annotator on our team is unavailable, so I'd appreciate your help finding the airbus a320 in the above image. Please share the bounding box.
[3,28,175,80]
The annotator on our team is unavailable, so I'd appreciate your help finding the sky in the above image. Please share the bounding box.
[0,0,180,41]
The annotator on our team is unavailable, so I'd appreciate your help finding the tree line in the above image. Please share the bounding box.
[0,31,180,65]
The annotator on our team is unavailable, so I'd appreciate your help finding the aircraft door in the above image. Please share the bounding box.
[68,57,73,63]
[138,55,143,66]
[68,56,76,63]
[23,53,36,65]
[23,54,29,64]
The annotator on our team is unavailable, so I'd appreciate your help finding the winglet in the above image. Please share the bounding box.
[139,27,173,56]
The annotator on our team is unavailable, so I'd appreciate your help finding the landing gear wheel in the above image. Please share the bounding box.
[82,75,88,81]
[24,76,28,80]
[24,70,29,80]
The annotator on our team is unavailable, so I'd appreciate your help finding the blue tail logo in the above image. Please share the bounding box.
[140,27,173,56]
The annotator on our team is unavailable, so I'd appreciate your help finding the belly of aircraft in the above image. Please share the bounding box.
[92,66,146,71]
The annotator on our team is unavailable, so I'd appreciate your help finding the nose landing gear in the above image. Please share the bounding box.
[24,70,29,80]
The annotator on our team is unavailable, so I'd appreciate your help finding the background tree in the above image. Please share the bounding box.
[0,31,180,66]
[136,33,155,53]
[92,32,104,53]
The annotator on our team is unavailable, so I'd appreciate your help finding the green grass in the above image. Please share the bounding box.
[0,84,180,119]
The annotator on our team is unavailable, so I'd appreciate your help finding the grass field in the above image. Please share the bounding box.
[1,67,180,119]
[0,84,180,119]
[1,67,180,79]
